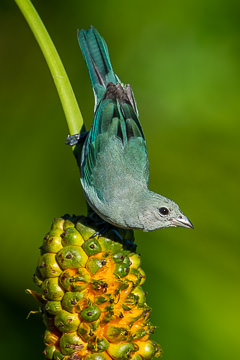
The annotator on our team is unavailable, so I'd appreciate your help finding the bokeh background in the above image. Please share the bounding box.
[1,0,240,359]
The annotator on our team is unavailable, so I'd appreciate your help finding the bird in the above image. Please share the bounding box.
[68,26,193,231]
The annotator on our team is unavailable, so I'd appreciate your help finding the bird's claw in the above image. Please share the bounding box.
[66,133,81,146]
[66,132,88,146]
[88,221,110,239]
[88,222,123,241]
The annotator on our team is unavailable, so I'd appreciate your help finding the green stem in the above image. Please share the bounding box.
[14,0,83,136]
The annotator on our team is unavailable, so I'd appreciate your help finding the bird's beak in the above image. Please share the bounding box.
[171,215,194,229]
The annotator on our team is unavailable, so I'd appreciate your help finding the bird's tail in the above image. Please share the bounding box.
[78,27,118,99]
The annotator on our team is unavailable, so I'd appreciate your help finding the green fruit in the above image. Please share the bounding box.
[56,245,88,269]
[38,253,62,278]
[107,342,135,360]
[42,277,64,301]
[45,300,62,315]
[61,227,84,247]
[80,304,101,322]
[59,332,85,355]
[54,310,80,332]
[82,238,102,256]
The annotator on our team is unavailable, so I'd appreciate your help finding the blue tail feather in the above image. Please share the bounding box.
[78,27,118,99]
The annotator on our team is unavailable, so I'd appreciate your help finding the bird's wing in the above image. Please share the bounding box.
[81,94,149,201]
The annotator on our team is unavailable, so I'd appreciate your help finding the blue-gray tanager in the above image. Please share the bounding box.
[68,27,193,231]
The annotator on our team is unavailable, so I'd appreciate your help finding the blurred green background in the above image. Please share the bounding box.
[1,0,240,359]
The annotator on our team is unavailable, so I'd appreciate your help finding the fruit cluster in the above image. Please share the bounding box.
[32,215,161,360]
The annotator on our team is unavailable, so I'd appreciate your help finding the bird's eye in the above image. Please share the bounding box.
[159,207,169,215]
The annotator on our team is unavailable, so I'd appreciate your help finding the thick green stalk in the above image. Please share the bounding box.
[14,0,83,136]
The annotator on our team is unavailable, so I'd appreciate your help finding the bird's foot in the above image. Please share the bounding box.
[65,131,88,146]
[88,224,108,240]
[88,221,123,242]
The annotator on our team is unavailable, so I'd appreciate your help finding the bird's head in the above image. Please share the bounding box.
[139,192,193,231]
